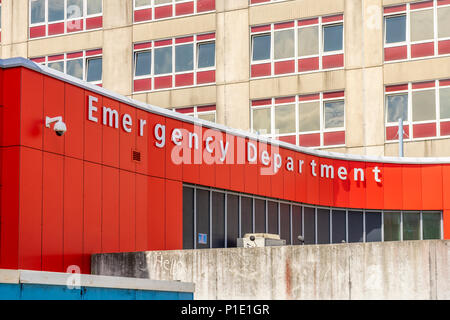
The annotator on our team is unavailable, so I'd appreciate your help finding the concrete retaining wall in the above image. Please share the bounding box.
[91,240,450,300]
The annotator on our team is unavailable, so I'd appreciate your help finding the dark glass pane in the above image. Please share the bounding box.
[198,42,215,68]
[196,189,210,249]
[212,192,225,248]
[385,15,406,44]
[317,209,330,244]
[86,57,102,82]
[332,210,346,244]
[280,204,291,245]
[135,51,151,77]
[252,34,271,61]
[348,211,363,243]
[423,211,441,240]
[175,44,194,72]
[384,212,401,241]
[403,211,420,240]
[365,212,382,242]
[182,187,194,249]
[226,194,239,248]
[241,197,253,236]
[254,199,266,233]
[154,46,172,75]
[292,206,302,245]
[304,207,315,245]
[267,201,278,235]
[323,24,343,52]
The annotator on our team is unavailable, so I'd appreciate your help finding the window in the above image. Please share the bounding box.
[251,91,345,148]
[133,33,216,92]
[133,0,215,23]
[29,0,103,39]
[173,105,216,123]
[384,1,450,62]
[31,49,103,85]
[250,14,344,78]
[182,186,442,249]
[385,79,450,141]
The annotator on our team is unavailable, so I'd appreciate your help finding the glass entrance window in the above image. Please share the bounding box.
[403,211,420,240]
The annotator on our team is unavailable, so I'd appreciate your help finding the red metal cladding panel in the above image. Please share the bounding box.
[214,131,230,190]
[181,121,200,184]
[413,123,436,138]
[135,174,148,251]
[134,8,152,22]
[365,163,384,210]
[421,165,443,210]
[84,91,103,164]
[229,136,245,192]
[18,147,43,271]
[136,109,149,175]
[305,155,320,205]
[444,209,450,240]
[67,19,84,33]
[251,64,271,78]
[21,69,44,150]
[318,158,334,207]
[64,84,84,159]
[347,161,366,209]
[199,126,217,187]
[411,42,434,58]
[101,166,120,253]
[43,76,65,155]
[251,0,269,4]
[384,46,407,61]
[82,162,102,274]
[48,22,64,36]
[271,147,284,200]
[119,170,136,253]
[2,68,21,147]
[62,157,83,272]
[197,0,215,12]
[294,153,307,203]
[411,0,433,9]
[299,133,320,147]
[0,147,20,269]
[165,118,183,181]
[147,113,166,178]
[119,103,137,172]
[333,159,350,208]
[282,149,296,201]
[278,135,296,145]
[322,54,344,69]
[438,0,450,6]
[443,165,450,209]
[324,131,345,146]
[441,121,450,136]
[148,176,165,250]
[258,142,272,198]
[386,125,409,141]
[176,2,194,15]
[134,79,152,92]
[175,73,194,87]
[29,26,46,38]
[102,97,120,167]
[86,16,103,30]
[155,5,172,19]
[383,164,403,210]
[42,152,64,272]
[197,70,215,84]
[438,40,450,55]
[274,60,295,75]
[298,57,319,72]
[165,179,183,250]
[154,76,172,90]
[244,139,258,195]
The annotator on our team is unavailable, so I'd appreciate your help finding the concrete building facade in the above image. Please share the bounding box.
[1,0,450,157]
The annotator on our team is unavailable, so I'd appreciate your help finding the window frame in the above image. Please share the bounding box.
[173,105,217,123]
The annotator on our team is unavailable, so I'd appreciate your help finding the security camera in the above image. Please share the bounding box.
[46,116,67,136]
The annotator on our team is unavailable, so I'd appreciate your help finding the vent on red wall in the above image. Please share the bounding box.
[132,150,141,162]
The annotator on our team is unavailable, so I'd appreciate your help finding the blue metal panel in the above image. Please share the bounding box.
[0,284,21,300]
[20,284,82,300]
[81,287,136,300]
[177,292,194,300]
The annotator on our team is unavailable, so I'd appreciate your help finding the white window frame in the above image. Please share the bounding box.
[172,105,217,123]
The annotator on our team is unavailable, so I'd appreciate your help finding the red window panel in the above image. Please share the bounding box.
[299,93,320,102]
[155,39,173,47]
[386,125,409,141]
[176,2,194,16]
[134,8,152,22]
[413,123,436,139]
[154,76,173,89]
[67,51,83,59]
[197,105,216,112]
[251,25,271,33]
[386,84,408,92]
[299,133,320,147]
[322,14,343,23]
[31,57,46,63]
[274,60,295,75]
[298,57,319,72]
[48,23,64,36]
[440,121,450,136]
[175,36,194,44]
[67,19,84,33]
[134,79,152,92]
[411,0,433,9]
[86,16,103,30]
[440,79,450,87]
[274,21,295,30]
[30,26,46,38]
[323,91,345,99]
[412,81,435,89]
[298,18,319,26]
[197,33,215,41]
[278,135,296,145]
[251,0,270,3]
[275,96,295,104]
[175,73,194,87]
[438,40,450,55]
[86,48,102,56]
[197,70,215,84]
[438,0,450,5]
[197,0,215,12]
[323,131,345,146]
[322,54,344,69]
[134,42,152,50]
[384,46,407,61]
[48,54,64,61]
[176,107,195,114]
[384,4,406,14]
[251,63,271,77]
[155,5,173,19]
[252,98,272,106]
[411,42,434,58]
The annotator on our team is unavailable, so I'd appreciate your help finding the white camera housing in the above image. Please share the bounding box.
[46,116,67,136]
